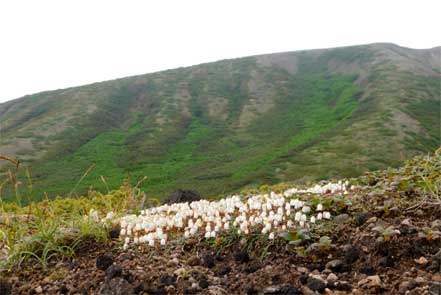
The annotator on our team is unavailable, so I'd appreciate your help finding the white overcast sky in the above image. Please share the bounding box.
[0,0,440,103]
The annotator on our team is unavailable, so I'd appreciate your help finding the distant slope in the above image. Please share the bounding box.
[1,43,440,200]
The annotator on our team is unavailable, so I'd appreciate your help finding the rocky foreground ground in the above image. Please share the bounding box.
[1,155,440,295]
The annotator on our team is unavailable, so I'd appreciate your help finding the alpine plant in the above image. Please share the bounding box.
[113,181,353,249]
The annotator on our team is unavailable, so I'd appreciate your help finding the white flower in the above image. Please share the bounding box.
[302,206,311,213]
[291,199,303,209]
[269,232,275,240]
[113,181,349,249]
[265,223,272,231]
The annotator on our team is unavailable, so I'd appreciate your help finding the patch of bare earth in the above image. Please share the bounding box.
[238,71,276,128]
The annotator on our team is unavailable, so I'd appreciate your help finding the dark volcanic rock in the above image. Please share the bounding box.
[344,245,360,264]
[109,228,120,239]
[378,255,394,267]
[234,250,250,263]
[278,284,303,295]
[334,281,352,291]
[216,265,232,276]
[159,275,176,286]
[326,259,347,272]
[360,265,376,275]
[354,212,370,226]
[122,270,134,283]
[190,269,207,282]
[134,282,149,294]
[306,275,326,292]
[162,190,201,205]
[298,274,308,285]
[306,263,325,272]
[0,278,12,295]
[105,264,123,280]
[59,285,69,294]
[199,278,209,289]
[245,262,260,274]
[202,253,215,268]
[96,254,113,271]
[58,285,69,294]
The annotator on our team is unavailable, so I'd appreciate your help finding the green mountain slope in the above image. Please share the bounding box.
[1,43,440,200]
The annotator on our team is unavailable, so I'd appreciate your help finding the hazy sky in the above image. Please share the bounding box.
[0,0,440,103]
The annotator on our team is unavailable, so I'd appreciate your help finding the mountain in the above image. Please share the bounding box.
[1,43,440,200]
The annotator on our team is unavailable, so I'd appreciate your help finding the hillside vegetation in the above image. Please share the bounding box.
[0,43,440,200]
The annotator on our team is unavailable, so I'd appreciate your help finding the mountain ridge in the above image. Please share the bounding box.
[0,43,440,200]
[1,42,439,104]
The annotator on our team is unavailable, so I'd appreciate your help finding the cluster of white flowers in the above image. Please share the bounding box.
[284,180,353,196]
[118,181,352,249]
